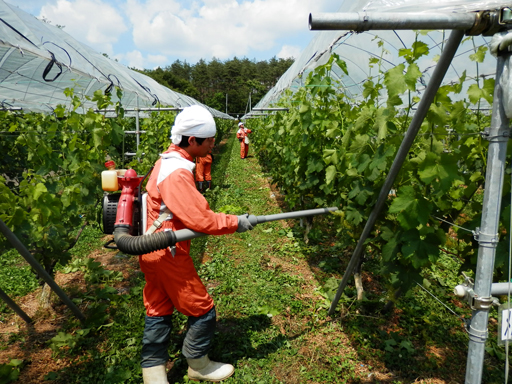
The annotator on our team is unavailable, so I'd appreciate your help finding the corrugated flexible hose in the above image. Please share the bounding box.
[113,225,177,255]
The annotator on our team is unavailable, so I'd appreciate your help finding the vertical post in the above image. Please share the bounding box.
[328,29,465,315]
[226,93,228,114]
[136,96,140,163]
[465,50,511,384]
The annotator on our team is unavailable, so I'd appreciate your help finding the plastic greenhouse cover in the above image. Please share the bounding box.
[248,0,509,116]
[0,0,231,119]
[346,0,511,12]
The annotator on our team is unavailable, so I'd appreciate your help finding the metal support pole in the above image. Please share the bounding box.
[465,51,511,384]
[309,12,477,32]
[95,107,182,113]
[0,219,86,323]
[0,286,32,324]
[252,108,289,111]
[136,96,140,162]
[328,29,465,316]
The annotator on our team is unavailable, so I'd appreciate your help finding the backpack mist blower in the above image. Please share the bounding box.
[101,163,338,255]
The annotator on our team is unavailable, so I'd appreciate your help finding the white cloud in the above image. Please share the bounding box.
[277,45,302,60]
[147,54,169,68]
[120,50,168,70]
[39,0,128,56]
[5,0,341,68]
[123,50,145,69]
[124,0,338,62]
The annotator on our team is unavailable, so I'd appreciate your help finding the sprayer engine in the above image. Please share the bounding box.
[101,167,145,237]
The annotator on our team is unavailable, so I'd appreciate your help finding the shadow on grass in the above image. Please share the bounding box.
[165,313,286,383]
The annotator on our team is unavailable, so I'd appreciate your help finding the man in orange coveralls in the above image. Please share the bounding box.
[140,105,253,383]
[195,149,213,192]
[236,121,252,159]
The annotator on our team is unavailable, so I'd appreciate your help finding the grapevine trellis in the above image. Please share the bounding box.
[0,0,235,327]
[245,7,512,384]
[0,95,234,324]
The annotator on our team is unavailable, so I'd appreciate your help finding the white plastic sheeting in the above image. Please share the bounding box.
[0,1,231,119]
[248,0,508,115]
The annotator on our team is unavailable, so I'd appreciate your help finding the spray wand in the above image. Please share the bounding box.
[113,207,338,255]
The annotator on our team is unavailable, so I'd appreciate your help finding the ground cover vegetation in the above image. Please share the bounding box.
[137,57,294,118]
[0,31,509,383]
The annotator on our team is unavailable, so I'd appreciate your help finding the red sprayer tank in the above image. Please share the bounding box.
[114,168,144,233]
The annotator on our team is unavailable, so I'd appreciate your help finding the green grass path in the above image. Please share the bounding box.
[182,131,364,384]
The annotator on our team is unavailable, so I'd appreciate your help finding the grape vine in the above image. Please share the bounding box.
[0,93,234,295]
[250,33,511,295]
[0,89,126,283]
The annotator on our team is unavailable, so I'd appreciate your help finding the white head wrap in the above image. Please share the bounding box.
[238,122,244,127]
[170,105,216,145]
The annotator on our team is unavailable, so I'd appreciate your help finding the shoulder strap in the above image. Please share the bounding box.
[145,207,171,235]
[145,151,193,235]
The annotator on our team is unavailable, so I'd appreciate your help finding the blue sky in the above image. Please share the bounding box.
[6,0,342,69]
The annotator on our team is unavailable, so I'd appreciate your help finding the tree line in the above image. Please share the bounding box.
[137,57,294,117]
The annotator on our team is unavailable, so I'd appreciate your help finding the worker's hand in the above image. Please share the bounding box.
[236,214,254,233]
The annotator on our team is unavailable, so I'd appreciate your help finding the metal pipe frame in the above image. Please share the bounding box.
[490,282,512,296]
[135,96,140,162]
[309,12,477,32]
[311,9,512,384]
[328,29,465,316]
[251,108,289,111]
[0,286,32,324]
[465,50,511,384]
[95,107,182,113]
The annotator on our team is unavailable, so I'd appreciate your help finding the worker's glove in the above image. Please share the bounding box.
[236,214,254,233]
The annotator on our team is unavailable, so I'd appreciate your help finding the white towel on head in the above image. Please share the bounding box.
[170,105,216,145]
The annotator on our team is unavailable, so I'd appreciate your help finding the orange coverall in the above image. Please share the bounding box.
[236,127,252,159]
[141,144,238,318]
[195,152,213,183]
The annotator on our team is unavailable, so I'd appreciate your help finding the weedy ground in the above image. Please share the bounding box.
[0,129,506,383]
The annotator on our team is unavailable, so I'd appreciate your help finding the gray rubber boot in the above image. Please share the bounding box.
[142,364,168,384]
[187,355,234,382]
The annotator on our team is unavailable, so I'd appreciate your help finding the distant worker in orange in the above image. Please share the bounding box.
[236,122,252,159]
[195,149,213,192]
